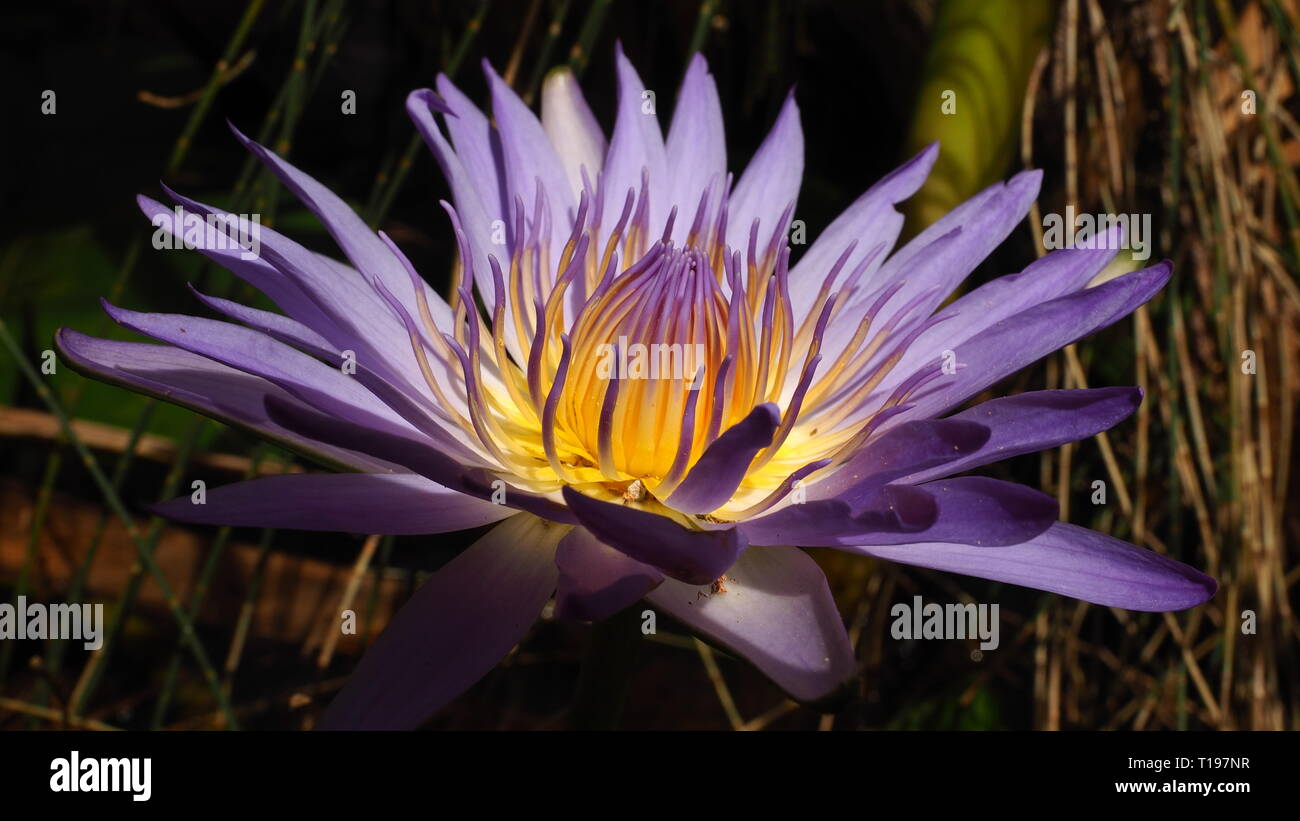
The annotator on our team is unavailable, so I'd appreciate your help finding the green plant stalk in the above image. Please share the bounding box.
[27,402,157,715]
[151,447,271,728]
[365,0,492,228]
[523,0,573,104]
[0,452,60,686]
[219,528,276,713]
[3,0,274,695]
[71,3,332,716]
[686,0,719,64]
[148,523,237,728]
[1265,1,1300,100]
[68,418,210,719]
[1214,0,1300,268]
[0,318,238,729]
[567,0,612,78]
[166,0,269,174]
[359,535,396,648]
[902,0,1055,232]
[0,238,142,689]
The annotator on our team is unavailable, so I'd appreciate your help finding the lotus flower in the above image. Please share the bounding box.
[57,48,1216,729]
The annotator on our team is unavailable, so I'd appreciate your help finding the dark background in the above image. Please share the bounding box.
[0,0,1294,731]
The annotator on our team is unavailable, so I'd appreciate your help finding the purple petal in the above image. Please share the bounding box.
[664,53,725,243]
[788,142,937,321]
[484,59,575,257]
[663,403,780,514]
[435,75,507,225]
[598,43,668,236]
[108,294,483,465]
[227,123,455,334]
[887,261,1172,424]
[902,387,1143,484]
[151,473,513,535]
[554,526,664,622]
[876,169,1041,292]
[849,477,1058,547]
[55,328,395,473]
[805,418,991,503]
[100,301,415,435]
[138,195,345,345]
[874,171,1042,338]
[561,486,745,584]
[876,239,1127,398]
[159,185,459,403]
[189,281,484,466]
[319,513,562,729]
[407,89,500,315]
[848,522,1218,612]
[818,170,1039,368]
[739,485,937,548]
[188,286,336,358]
[264,394,576,524]
[646,546,856,702]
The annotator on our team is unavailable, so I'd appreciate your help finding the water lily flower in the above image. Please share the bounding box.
[58,47,1216,729]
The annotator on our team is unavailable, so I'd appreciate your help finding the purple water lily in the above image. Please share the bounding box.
[58,48,1215,729]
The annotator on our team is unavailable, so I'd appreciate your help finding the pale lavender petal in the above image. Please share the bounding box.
[406,89,500,314]
[664,53,725,243]
[159,184,462,406]
[188,281,483,467]
[598,43,667,236]
[485,59,575,258]
[188,286,336,358]
[869,170,1042,340]
[875,170,1037,287]
[847,522,1218,612]
[265,394,575,524]
[435,74,507,225]
[228,124,455,332]
[788,142,937,321]
[554,526,663,622]
[646,546,856,702]
[319,513,562,729]
[541,66,607,200]
[139,194,344,344]
[817,170,1039,370]
[151,473,513,534]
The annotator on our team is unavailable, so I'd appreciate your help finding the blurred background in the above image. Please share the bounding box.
[0,0,1296,730]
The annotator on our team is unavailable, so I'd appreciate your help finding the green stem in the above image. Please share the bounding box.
[0,318,239,729]
[364,0,491,228]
